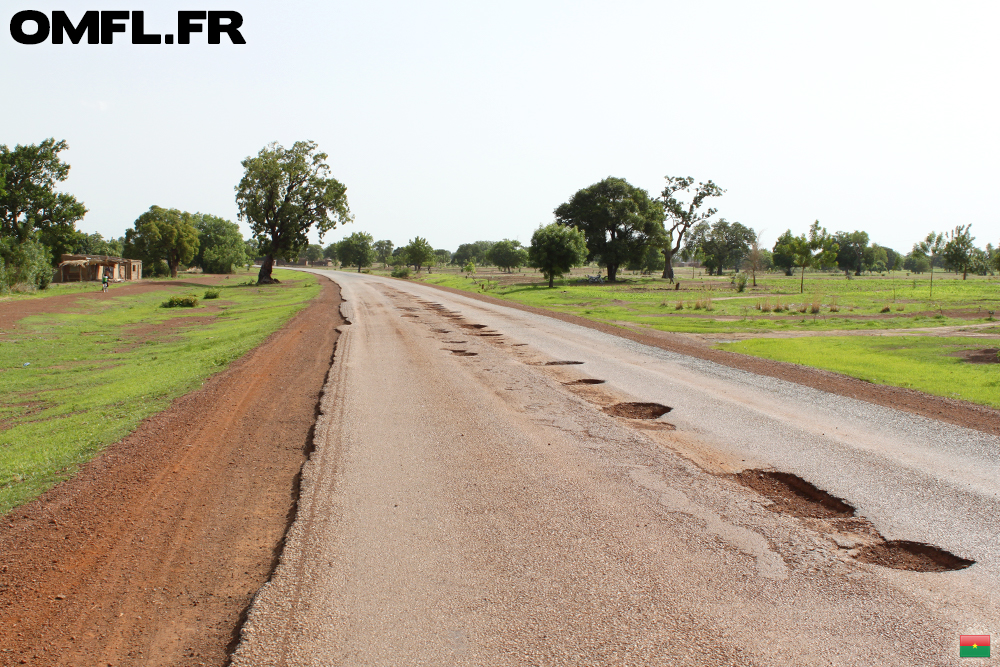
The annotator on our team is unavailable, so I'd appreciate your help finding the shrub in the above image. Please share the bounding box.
[391,266,411,278]
[734,272,749,293]
[163,295,198,308]
[675,300,684,310]
[204,288,221,299]
[880,304,891,313]
[829,296,839,313]
[810,296,821,314]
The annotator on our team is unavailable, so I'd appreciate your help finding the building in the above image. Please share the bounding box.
[54,255,143,283]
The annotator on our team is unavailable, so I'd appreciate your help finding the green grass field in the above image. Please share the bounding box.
[715,336,1000,408]
[413,267,999,334]
[0,269,319,514]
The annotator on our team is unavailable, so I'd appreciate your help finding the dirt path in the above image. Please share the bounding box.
[0,278,343,666]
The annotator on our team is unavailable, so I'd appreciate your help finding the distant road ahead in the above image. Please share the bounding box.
[233,271,998,667]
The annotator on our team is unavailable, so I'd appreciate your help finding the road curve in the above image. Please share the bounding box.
[232,271,998,666]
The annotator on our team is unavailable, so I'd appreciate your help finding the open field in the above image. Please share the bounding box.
[0,268,319,513]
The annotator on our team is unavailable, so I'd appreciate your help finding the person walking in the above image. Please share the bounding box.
[102,271,109,293]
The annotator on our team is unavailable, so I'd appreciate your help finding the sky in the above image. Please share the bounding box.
[3,1,998,253]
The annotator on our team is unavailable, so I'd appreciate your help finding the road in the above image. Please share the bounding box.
[232,270,998,666]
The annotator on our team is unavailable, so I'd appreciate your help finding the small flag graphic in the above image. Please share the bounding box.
[960,635,990,658]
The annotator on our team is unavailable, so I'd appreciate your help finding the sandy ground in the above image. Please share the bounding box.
[0,278,343,666]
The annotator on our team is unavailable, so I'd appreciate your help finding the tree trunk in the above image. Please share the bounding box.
[548,272,554,288]
[661,248,675,282]
[607,263,618,282]
[258,254,278,284]
[800,265,805,293]
[357,265,361,272]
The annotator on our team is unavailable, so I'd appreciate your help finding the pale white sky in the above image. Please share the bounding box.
[4,1,998,253]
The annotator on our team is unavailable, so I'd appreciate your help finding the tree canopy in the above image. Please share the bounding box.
[235,140,352,284]
[657,176,724,282]
[373,239,394,267]
[193,213,248,274]
[403,236,435,272]
[528,223,588,288]
[337,232,375,272]
[0,138,87,266]
[943,224,976,280]
[554,176,663,282]
[124,206,200,278]
[787,221,839,293]
[487,239,528,272]
[453,241,494,267]
[688,219,755,275]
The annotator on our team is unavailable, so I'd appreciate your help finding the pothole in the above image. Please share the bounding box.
[512,343,528,346]
[460,324,489,329]
[732,470,855,519]
[477,333,503,337]
[433,329,451,333]
[447,349,478,357]
[543,360,584,365]
[401,314,419,318]
[443,340,467,344]
[855,540,974,572]
[563,379,606,385]
[603,402,671,419]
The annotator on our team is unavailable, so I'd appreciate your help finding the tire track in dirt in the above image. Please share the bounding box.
[0,277,344,666]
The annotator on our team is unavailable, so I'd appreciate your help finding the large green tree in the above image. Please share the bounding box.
[235,140,352,284]
[487,239,528,272]
[403,236,435,272]
[528,223,588,288]
[336,232,375,272]
[834,230,869,276]
[0,138,87,265]
[657,176,725,282]
[771,230,798,276]
[689,219,755,275]
[554,177,663,282]
[453,241,494,266]
[193,213,247,274]
[124,206,200,278]
[788,221,839,293]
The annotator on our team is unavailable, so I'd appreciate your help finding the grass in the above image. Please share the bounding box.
[715,336,1000,408]
[413,268,1000,335]
[0,268,319,514]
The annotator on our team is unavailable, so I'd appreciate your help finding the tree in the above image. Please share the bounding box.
[862,244,888,274]
[771,230,797,276]
[193,214,248,273]
[235,140,352,284]
[71,231,123,257]
[742,230,771,287]
[903,248,931,274]
[788,221,839,293]
[834,230,869,276]
[124,206,199,278]
[0,138,87,266]
[323,242,338,263]
[453,241,494,267]
[554,177,663,282]
[336,231,375,272]
[943,224,976,280]
[688,219,754,276]
[403,236,435,272]
[627,244,666,274]
[434,248,452,266]
[373,239,394,268]
[657,176,725,282]
[918,232,945,297]
[487,239,528,272]
[302,244,324,263]
[528,223,588,288]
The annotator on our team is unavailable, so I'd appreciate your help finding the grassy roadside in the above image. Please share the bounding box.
[0,269,320,514]
[715,336,1000,408]
[416,270,1000,334]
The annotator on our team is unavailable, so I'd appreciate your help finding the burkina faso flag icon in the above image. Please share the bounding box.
[960,635,990,658]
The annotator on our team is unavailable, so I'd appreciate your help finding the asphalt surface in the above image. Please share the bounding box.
[232,271,998,666]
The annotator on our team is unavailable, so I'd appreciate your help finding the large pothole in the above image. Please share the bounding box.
[855,540,974,572]
[447,349,478,357]
[733,470,855,519]
[563,379,606,385]
[603,402,671,419]
[460,324,489,329]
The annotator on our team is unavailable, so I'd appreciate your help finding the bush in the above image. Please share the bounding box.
[163,295,198,308]
[0,236,54,292]
[203,288,221,299]
[734,272,749,292]
[391,266,411,278]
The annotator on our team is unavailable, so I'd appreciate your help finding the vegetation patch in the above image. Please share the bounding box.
[0,269,319,513]
[164,295,199,308]
[716,336,1000,408]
